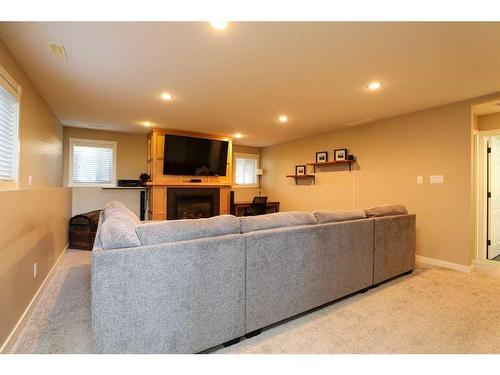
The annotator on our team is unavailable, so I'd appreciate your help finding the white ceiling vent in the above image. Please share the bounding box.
[49,42,68,61]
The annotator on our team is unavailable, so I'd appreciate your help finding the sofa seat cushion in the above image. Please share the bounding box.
[100,203,142,250]
[239,211,317,233]
[364,204,408,217]
[313,209,366,224]
[136,215,241,246]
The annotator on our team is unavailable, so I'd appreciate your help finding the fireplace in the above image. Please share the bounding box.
[167,188,220,220]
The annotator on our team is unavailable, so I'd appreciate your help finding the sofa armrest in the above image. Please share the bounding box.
[91,234,245,353]
[373,214,416,284]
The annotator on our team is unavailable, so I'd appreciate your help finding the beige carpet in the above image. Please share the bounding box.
[10,250,500,354]
[11,250,92,354]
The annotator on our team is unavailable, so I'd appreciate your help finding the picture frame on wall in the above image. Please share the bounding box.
[334,148,348,161]
[295,165,306,176]
[315,151,328,163]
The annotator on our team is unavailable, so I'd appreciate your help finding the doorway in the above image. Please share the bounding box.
[487,136,500,260]
[472,99,500,263]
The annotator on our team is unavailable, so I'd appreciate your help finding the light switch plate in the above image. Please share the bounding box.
[430,175,444,184]
[417,176,423,184]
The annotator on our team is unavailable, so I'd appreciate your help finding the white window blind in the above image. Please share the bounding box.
[0,84,19,183]
[69,138,116,186]
[235,153,259,186]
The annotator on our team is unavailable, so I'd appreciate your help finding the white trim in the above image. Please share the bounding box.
[0,244,68,354]
[0,66,21,191]
[233,152,259,188]
[68,137,117,187]
[416,255,473,273]
[0,63,21,99]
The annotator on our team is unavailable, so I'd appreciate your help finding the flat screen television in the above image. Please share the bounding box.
[163,134,229,176]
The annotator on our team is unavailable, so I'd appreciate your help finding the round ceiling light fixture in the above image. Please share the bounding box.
[210,21,228,30]
[234,133,243,139]
[367,81,382,91]
[143,121,153,127]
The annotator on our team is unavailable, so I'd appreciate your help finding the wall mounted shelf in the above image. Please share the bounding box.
[286,175,316,185]
[307,159,355,172]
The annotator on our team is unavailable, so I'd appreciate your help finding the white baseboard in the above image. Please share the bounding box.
[0,244,68,354]
[416,255,473,273]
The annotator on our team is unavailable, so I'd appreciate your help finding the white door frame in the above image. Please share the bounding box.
[475,129,500,262]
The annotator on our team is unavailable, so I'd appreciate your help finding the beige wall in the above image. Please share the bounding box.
[0,189,71,347]
[0,40,70,349]
[478,112,500,131]
[0,40,62,188]
[261,100,474,266]
[63,127,147,216]
[232,144,262,202]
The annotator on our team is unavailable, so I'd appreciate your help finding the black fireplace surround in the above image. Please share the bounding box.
[167,188,220,220]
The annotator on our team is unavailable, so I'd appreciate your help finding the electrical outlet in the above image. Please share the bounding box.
[430,175,444,184]
[33,262,37,278]
[417,176,423,184]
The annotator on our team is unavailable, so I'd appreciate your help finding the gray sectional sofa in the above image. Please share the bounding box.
[92,202,415,354]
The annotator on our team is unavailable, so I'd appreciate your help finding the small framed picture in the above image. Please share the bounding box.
[295,165,306,176]
[315,151,328,163]
[334,148,348,161]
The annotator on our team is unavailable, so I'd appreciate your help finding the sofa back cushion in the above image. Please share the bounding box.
[136,214,241,246]
[100,204,141,250]
[239,211,317,234]
[364,204,408,218]
[313,209,366,224]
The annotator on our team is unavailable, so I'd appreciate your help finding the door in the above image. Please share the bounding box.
[487,136,500,259]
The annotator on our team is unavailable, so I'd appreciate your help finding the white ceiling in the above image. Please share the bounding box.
[1,22,500,147]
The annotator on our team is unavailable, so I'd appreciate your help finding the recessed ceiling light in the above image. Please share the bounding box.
[161,92,173,101]
[278,115,288,123]
[367,81,382,91]
[210,21,228,30]
[234,133,243,139]
[143,121,153,127]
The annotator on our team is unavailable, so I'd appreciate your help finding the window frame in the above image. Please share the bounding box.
[0,64,21,191]
[233,152,260,188]
[68,137,117,187]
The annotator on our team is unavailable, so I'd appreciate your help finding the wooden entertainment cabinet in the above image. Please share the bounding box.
[146,128,233,220]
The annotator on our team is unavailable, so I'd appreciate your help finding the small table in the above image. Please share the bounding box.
[233,201,280,216]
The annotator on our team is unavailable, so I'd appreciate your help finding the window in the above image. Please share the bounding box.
[234,153,259,187]
[0,65,20,190]
[69,138,117,187]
